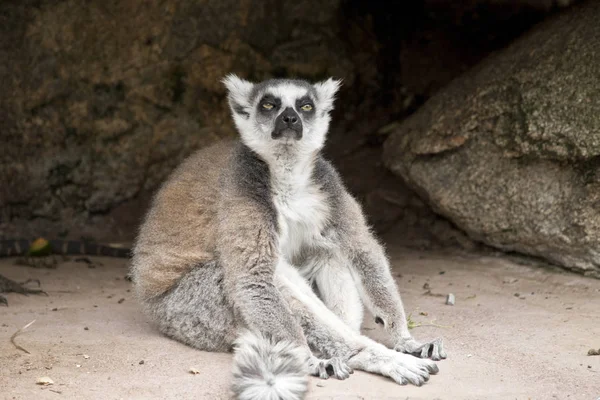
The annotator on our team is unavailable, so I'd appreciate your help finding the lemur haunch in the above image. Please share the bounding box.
[130,75,445,400]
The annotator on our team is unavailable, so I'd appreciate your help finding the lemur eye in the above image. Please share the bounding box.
[301,104,313,112]
[262,103,274,110]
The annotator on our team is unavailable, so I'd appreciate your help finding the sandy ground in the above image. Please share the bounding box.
[1,245,599,400]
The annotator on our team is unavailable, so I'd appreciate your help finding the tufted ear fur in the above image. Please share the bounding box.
[222,74,255,119]
[313,78,342,114]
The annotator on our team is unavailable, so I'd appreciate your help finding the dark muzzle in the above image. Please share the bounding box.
[272,107,303,140]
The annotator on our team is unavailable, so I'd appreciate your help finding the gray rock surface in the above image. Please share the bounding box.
[383,0,600,277]
[0,0,354,241]
[0,0,567,246]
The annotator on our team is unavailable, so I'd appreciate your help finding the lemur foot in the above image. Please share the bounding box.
[308,355,353,380]
[394,337,447,361]
[348,344,438,386]
[0,274,47,306]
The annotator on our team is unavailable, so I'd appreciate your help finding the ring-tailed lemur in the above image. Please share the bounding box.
[130,75,446,400]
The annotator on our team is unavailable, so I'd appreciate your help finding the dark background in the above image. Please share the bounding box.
[1,0,598,277]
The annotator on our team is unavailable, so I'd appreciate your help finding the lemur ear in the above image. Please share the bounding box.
[222,74,254,119]
[313,78,342,114]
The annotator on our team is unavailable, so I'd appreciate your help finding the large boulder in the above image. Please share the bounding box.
[0,0,571,244]
[383,0,600,277]
[0,0,353,241]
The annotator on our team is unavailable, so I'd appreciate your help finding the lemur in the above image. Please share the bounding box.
[130,75,446,400]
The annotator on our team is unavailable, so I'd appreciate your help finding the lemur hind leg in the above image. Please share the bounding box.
[145,261,238,352]
[278,263,438,386]
[312,258,363,332]
[143,259,355,382]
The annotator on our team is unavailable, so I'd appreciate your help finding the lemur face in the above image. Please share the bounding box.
[223,75,341,160]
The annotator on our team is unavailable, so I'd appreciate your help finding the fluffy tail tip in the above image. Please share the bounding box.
[231,331,309,400]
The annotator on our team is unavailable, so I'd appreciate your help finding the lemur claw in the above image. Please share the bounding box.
[394,337,447,361]
[308,356,353,380]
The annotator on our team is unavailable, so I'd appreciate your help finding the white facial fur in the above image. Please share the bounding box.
[222,74,341,164]
[223,75,342,278]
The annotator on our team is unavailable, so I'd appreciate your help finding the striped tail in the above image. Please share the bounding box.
[231,331,308,400]
[0,239,130,258]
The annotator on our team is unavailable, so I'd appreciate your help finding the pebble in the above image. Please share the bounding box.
[446,293,455,306]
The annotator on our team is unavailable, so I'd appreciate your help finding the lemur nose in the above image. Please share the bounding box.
[283,114,298,124]
[273,107,303,140]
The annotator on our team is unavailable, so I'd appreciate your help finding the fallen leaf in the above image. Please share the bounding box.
[36,376,54,385]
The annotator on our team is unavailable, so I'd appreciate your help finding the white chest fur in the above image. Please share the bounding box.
[270,158,330,264]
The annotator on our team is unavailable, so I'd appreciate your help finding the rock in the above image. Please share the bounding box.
[384,0,600,278]
[446,293,456,306]
[0,0,568,245]
[0,0,360,241]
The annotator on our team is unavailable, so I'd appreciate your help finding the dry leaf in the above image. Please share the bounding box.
[36,376,54,385]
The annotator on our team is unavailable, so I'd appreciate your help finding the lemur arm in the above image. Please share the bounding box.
[341,193,446,361]
[217,196,308,348]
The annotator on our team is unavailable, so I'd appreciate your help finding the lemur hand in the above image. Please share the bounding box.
[394,337,446,361]
[308,355,354,380]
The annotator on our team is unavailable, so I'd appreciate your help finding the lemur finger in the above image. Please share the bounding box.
[420,345,430,358]
[405,361,430,382]
[429,338,446,361]
[308,358,329,379]
[330,358,351,380]
[437,339,447,359]
[387,369,408,385]
[401,368,424,386]
[425,360,439,374]
[317,363,330,380]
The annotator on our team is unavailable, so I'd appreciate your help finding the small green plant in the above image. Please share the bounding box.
[406,313,451,330]
[27,238,52,257]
